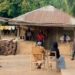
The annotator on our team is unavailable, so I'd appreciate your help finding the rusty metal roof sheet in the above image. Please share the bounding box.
[10,5,75,27]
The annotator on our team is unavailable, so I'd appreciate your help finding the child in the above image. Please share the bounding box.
[56,55,66,72]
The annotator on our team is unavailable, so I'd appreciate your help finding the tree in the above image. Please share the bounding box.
[0,0,22,18]
[0,0,10,17]
[0,0,75,18]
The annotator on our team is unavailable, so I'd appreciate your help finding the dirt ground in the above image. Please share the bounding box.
[0,39,75,75]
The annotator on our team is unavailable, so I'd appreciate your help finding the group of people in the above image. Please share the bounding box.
[32,41,66,72]
[32,37,75,72]
[25,28,45,43]
[25,29,75,71]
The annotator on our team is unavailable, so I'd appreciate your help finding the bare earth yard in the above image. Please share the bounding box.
[0,40,74,75]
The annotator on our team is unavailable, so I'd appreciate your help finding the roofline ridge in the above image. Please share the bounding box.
[12,5,56,20]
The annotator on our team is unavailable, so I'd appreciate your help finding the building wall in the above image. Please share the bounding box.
[44,27,74,49]
[19,26,74,49]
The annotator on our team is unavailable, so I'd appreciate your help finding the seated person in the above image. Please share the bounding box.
[32,42,45,69]
[50,42,60,59]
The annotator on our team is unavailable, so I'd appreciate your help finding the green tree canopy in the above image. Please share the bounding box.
[0,0,75,18]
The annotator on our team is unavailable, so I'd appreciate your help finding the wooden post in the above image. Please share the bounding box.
[74,27,75,40]
[55,28,59,42]
[17,26,20,38]
[0,30,1,39]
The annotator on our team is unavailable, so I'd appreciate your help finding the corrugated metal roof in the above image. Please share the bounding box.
[0,17,9,23]
[10,5,75,26]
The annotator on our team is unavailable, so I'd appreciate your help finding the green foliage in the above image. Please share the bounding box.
[0,0,22,18]
[0,0,9,17]
[0,0,75,18]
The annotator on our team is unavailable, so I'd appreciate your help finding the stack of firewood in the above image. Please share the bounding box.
[0,40,17,55]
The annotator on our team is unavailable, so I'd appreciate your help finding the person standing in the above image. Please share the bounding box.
[63,34,67,43]
[36,32,44,46]
[71,39,75,60]
[25,28,32,41]
[50,42,65,72]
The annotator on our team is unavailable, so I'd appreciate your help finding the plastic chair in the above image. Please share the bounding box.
[47,51,56,70]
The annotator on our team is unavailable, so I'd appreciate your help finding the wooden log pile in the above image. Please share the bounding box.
[0,40,17,55]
